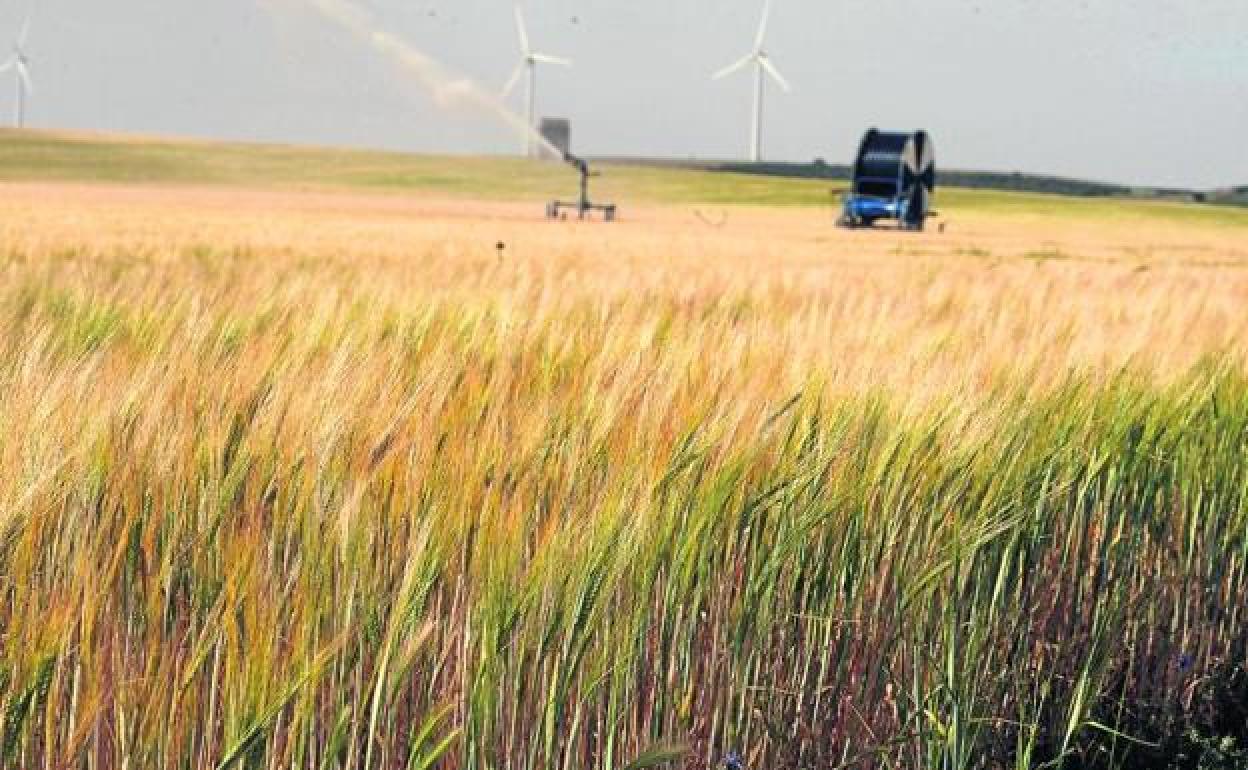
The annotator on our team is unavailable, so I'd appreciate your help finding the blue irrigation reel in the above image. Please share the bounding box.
[838,129,936,231]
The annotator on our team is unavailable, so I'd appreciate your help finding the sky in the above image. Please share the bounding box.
[4,0,1247,188]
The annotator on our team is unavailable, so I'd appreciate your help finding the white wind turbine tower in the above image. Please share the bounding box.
[501,6,571,157]
[1,8,33,128]
[713,0,792,163]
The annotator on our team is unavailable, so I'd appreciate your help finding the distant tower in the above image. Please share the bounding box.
[539,117,571,160]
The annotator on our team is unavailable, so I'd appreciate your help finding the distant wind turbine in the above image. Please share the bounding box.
[501,6,570,157]
[714,0,792,163]
[0,8,33,128]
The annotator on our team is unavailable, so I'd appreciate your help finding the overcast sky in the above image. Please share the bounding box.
[6,0,1247,188]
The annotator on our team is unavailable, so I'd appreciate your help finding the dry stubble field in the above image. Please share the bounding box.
[1,161,1247,770]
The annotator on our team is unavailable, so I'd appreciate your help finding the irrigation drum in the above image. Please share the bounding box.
[839,129,936,231]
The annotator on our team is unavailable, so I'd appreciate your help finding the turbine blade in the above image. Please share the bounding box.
[501,62,525,97]
[754,0,773,50]
[0,56,14,74]
[759,56,791,92]
[514,6,530,56]
[530,53,570,67]
[17,61,32,94]
[713,54,753,81]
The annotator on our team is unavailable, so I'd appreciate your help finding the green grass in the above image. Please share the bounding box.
[0,128,835,205]
[935,186,1248,228]
[4,129,1247,228]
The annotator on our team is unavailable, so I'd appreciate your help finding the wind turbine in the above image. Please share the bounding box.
[501,6,570,157]
[713,0,792,163]
[1,9,33,128]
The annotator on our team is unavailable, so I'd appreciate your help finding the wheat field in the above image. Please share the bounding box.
[1,151,1247,770]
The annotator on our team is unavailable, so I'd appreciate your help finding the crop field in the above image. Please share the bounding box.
[1,132,1247,770]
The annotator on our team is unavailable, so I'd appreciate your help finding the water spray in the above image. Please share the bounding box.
[289,0,562,157]
[284,0,614,220]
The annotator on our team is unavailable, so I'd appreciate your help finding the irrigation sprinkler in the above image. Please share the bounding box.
[546,152,617,222]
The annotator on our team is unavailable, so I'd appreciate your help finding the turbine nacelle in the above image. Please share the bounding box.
[523,53,571,68]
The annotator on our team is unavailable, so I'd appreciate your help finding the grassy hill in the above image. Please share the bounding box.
[2,129,1246,228]
[0,129,835,205]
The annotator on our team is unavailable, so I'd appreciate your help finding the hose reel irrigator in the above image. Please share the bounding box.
[838,129,936,231]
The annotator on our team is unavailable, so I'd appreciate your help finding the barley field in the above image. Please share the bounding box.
[1,132,1247,770]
